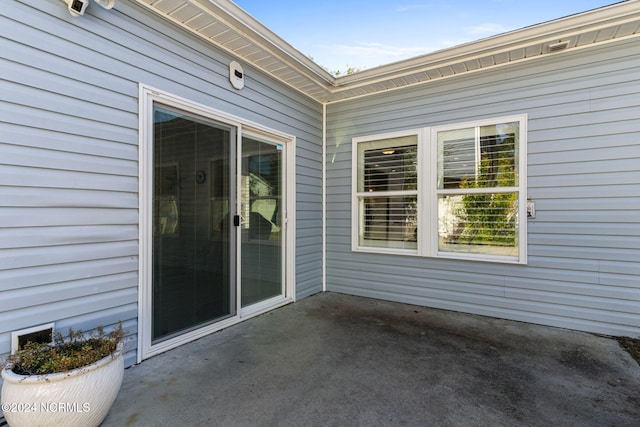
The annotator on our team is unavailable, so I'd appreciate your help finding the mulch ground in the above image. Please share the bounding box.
[616,337,640,366]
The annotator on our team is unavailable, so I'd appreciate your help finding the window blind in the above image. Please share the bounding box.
[357,137,418,250]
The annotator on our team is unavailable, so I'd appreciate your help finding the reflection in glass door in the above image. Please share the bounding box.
[241,136,283,307]
[152,105,235,342]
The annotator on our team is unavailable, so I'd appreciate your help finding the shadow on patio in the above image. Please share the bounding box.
[102,292,640,426]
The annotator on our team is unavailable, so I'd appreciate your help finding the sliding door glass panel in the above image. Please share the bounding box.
[241,136,283,307]
[152,105,235,342]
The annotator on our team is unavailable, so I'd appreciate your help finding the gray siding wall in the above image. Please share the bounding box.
[0,0,322,367]
[326,38,640,338]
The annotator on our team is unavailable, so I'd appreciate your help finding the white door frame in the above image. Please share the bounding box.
[137,84,296,362]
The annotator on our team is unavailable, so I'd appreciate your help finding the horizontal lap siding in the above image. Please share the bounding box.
[295,141,323,299]
[326,38,640,337]
[0,0,322,367]
[0,0,141,366]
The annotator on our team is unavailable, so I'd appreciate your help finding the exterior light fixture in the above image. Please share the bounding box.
[95,0,116,9]
[548,40,569,52]
[230,61,245,90]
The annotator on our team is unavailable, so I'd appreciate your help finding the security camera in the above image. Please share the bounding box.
[64,0,89,17]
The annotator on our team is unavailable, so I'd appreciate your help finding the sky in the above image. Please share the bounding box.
[232,0,621,73]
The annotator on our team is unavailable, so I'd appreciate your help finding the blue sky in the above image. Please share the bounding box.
[232,0,620,73]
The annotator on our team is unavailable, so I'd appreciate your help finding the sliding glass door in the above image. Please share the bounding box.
[144,93,292,355]
[152,105,235,342]
[240,136,284,307]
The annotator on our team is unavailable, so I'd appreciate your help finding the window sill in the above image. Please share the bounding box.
[352,246,527,264]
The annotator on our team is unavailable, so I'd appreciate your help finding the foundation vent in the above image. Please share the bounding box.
[11,323,55,353]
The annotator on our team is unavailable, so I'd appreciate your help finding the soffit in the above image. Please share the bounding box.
[134,0,334,101]
[135,0,640,104]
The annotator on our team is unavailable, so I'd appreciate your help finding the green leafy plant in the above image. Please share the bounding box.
[456,136,517,247]
[5,323,124,375]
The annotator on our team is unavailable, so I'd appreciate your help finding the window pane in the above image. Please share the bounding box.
[152,104,234,341]
[438,127,475,189]
[438,193,518,257]
[359,195,417,250]
[241,137,283,307]
[358,137,417,192]
[439,122,518,189]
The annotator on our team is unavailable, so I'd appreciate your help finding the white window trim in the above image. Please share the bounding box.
[430,114,528,264]
[352,114,528,264]
[138,84,296,363]
[351,128,423,256]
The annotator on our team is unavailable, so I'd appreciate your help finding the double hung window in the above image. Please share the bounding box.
[355,133,419,251]
[353,115,527,263]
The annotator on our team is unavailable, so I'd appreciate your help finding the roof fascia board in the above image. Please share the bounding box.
[325,34,640,105]
[133,0,640,103]
[328,16,640,98]
[334,0,640,87]
[132,0,334,102]
[196,0,335,85]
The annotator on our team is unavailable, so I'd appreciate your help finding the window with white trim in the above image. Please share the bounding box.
[354,133,419,251]
[353,115,527,263]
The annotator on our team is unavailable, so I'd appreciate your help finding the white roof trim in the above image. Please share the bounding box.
[134,0,640,103]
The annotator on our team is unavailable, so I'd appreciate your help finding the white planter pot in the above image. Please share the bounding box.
[1,343,124,427]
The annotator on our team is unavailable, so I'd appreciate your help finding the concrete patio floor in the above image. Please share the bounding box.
[102,292,640,426]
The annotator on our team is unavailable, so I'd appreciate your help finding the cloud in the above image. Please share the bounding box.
[465,23,510,36]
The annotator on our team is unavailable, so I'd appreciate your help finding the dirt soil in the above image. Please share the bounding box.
[616,337,640,366]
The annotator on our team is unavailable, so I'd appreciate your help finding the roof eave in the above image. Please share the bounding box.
[133,0,640,104]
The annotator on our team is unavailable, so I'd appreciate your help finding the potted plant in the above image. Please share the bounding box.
[1,323,125,427]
